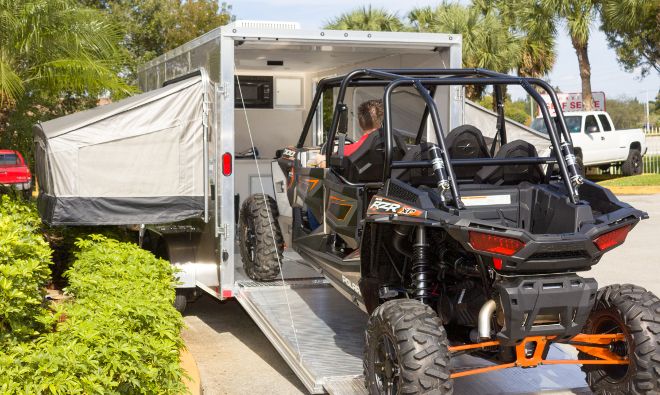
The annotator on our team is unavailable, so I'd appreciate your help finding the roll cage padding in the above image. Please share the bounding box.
[474,140,544,185]
[445,125,491,181]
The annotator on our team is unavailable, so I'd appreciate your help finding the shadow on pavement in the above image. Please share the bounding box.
[182,294,308,393]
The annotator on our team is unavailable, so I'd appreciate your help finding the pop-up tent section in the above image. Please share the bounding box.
[34,71,213,226]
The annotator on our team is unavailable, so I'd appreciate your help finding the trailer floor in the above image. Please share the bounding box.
[228,252,594,394]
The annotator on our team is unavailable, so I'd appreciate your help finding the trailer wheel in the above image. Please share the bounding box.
[622,149,643,176]
[364,299,453,395]
[239,194,284,281]
[174,293,187,314]
[580,284,660,394]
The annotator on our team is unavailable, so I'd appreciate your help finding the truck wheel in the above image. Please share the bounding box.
[364,299,453,395]
[622,149,643,176]
[575,154,585,176]
[239,194,284,281]
[580,284,660,394]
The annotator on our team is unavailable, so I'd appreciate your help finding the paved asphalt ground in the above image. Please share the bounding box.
[183,194,660,395]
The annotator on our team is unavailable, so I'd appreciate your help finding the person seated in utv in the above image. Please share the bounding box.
[310,99,384,168]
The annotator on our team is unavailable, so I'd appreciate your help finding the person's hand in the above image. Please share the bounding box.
[310,154,326,168]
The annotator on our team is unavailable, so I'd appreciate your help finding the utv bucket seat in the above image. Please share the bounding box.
[475,139,544,185]
[394,124,490,185]
[334,129,407,183]
[445,125,491,181]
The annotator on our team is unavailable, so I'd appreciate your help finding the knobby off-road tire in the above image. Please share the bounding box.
[622,149,643,176]
[580,284,660,394]
[239,194,284,282]
[364,299,453,395]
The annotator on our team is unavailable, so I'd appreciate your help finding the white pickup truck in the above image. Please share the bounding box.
[531,111,647,176]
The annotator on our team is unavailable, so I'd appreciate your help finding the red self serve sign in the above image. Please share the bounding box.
[540,92,606,116]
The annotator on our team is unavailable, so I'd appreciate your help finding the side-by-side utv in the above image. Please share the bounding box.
[239,68,659,394]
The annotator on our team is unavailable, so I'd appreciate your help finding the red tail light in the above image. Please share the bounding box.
[593,225,632,251]
[469,231,525,256]
[222,152,232,176]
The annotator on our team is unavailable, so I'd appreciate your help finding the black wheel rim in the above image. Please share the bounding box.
[590,309,632,382]
[633,155,640,171]
[374,334,400,395]
[242,218,257,263]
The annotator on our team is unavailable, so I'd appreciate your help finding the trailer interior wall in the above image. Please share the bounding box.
[232,42,460,159]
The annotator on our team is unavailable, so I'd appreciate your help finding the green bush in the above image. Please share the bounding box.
[0,235,186,394]
[0,195,53,345]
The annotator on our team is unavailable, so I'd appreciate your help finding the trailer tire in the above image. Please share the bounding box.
[580,284,660,394]
[622,149,643,176]
[174,294,187,314]
[364,299,453,395]
[239,194,284,281]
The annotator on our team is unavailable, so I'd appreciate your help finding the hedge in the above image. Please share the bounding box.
[0,195,53,345]
[0,231,186,394]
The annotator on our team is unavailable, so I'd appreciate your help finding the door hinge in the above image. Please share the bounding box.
[454,86,464,101]
[217,81,230,99]
[217,223,229,240]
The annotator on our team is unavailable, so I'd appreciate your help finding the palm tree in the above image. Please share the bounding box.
[324,6,405,31]
[473,0,557,78]
[0,0,133,108]
[409,4,520,100]
[557,0,597,110]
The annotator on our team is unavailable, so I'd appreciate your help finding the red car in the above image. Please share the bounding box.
[0,150,32,198]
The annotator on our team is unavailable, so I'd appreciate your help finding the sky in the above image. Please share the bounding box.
[230,0,659,103]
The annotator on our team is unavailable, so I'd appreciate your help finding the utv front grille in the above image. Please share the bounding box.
[387,182,417,203]
[529,250,587,261]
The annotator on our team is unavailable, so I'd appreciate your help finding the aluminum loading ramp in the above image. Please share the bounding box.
[235,253,365,394]
[234,253,592,395]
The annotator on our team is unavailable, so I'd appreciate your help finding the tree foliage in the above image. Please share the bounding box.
[479,95,532,125]
[0,0,133,107]
[473,0,557,78]
[551,0,599,110]
[83,0,235,79]
[409,3,520,99]
[325,5,405,31]
[0,0,135,167]
[598,0,660,77]
[607,96,655,129]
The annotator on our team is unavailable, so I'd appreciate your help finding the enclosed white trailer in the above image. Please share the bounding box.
[136,20,466,301]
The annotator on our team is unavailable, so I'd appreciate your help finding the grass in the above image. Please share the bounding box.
[597,174,660,187]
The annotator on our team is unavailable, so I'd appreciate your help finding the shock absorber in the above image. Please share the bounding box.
[411,226,433,303]
[560,141,584,187]
[428,145,450,203]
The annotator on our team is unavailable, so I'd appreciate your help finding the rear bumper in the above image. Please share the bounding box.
[496,274,597,345]
[1,181,31,190]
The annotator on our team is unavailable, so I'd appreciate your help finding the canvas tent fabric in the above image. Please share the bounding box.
[34,74,212,225]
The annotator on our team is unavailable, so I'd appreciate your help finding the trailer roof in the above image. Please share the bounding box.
[138,20,462,73]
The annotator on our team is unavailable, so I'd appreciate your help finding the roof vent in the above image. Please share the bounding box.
[233,20,301,30]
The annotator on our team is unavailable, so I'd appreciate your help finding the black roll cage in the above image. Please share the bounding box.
[296,68,583,206]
